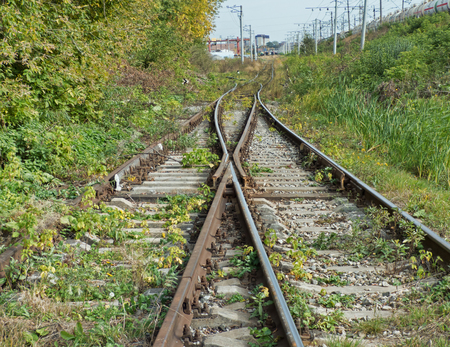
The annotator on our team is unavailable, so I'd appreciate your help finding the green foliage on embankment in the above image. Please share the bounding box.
[0,0,222,250]
[272,13,450,234]
[284,12,450,188]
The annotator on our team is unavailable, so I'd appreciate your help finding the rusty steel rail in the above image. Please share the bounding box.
[0,101,221,278]
[214,80,304,346]
[211,85,237,187]
[232,95,258,188]
[230,163,304,347]
[153,164,231,347]
[257,88,450,262]
[154,76,306,346]
[71,99,220,204]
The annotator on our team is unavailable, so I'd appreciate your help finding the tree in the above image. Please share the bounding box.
[0,0,223,127]
[266,41,280,49]
[301,34,315,55]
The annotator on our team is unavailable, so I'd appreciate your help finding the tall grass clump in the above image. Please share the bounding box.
[283,12,450,188]
[358,36,414,77]
[306,89,450,187]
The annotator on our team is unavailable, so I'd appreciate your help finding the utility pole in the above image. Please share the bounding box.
[227,5,244,63]
[314,19,318,54]
[249,25,252,61]
[360,0,368,50]
[319,20,322,40]
[244,25,253,61]
[347,0,351,31]
[254,32,258,61]
[304,28,307,53]
[331,12,334,35]
[359,4,362,24]
[240,6,243,63]
[380,0,383,24]
[333,0,338,54]
[294,22,308,53]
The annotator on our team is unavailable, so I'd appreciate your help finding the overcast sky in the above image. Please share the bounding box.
[211,0,423,42]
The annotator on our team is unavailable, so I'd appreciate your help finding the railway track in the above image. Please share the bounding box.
[2,64,449,347]
[148,68,450,346]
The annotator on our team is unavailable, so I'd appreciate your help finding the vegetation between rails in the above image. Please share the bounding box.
[0,0,229,257]
[254,13,450,347]
[0,183,214,346]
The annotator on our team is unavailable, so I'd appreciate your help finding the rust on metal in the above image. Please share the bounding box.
[256,88,450,264]
[153,165,231,347]
[230,164,304,347]
[212,85,237,187]
[233,95,258,187]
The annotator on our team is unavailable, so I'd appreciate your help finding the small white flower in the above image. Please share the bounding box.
[109,292,115,298]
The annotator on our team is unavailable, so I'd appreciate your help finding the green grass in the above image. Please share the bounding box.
[303,88,450,188]
[296,14,450,180]
[272,47,450,236]
[0,83,200,256]
[277,104,450,237]
[352,302,450,346]
[0,241,175,346]
[0,188,211,346]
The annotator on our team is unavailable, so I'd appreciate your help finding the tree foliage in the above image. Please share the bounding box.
[266,41,280,49]
[0,0,222,127]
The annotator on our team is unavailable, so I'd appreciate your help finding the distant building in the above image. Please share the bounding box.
[255,34,269,47]
[208,37,250,56]
[209,38,238,54]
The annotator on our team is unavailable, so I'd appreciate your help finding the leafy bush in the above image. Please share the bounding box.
[181,148,219,169]
[354,36,415,78]
[309,89,450,187]
[190,44,215,74]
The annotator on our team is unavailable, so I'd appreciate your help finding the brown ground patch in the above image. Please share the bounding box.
[114,62,176,93]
